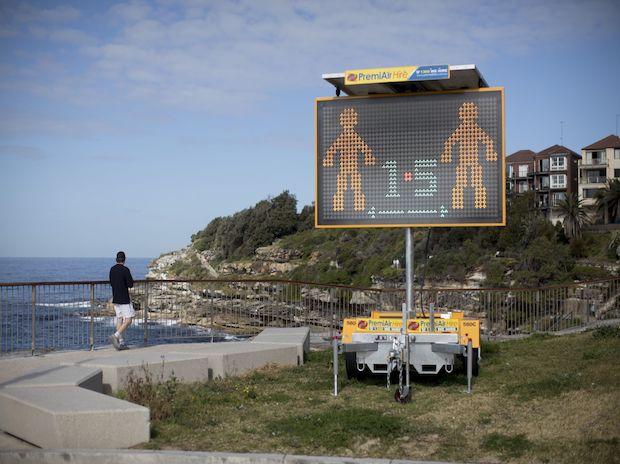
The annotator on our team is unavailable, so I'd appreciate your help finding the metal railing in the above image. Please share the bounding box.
[580,159,607,167]
[1,278,619,355]
[582,176,607,184]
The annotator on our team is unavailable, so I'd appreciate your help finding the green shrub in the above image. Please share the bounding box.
[592,325,620,339]
[572,264,611,281]
[120,363,179,422]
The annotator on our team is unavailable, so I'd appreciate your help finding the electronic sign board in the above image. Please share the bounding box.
[315,88,505,228]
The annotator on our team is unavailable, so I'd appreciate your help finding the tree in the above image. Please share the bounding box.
[557,193,589,240]
[594,178,620,224]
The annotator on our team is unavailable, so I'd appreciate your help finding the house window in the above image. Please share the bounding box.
[539,159,549,172]
[538,194,549,207]
[550,174,566,189]
[550,156,566,171]
[518,164,528,177]
[615,169,620,178]
[551,192,566,206]
[587,151,606,165]
[540,176,549,188]
[507,165,514,177]
[583,188,603,199]
[615,149,620,160]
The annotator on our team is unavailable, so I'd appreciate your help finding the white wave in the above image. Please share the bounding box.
[78,316,180,327]
[37,301,91,309]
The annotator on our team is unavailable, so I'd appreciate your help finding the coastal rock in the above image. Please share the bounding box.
[255,243,301,263]
[350,291,378,305]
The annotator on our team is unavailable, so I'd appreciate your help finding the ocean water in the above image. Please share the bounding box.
[0,257,152,283]
[0,257,234,353]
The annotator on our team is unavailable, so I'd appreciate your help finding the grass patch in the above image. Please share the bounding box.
[511,371,583,399]
[135,330,620,463]
[481,432,533,459]
[268,408,403,449]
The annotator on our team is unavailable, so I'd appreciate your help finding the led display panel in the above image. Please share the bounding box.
[315,88,505,228]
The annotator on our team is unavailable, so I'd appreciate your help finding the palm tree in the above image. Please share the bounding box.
[556,193,590,240]
[594,179,620,224]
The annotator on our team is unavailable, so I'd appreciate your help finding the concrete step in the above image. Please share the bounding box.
[0,386,149,449]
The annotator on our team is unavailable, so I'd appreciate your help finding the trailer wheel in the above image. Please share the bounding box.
[394,386,412,403]
[345,352,361,380]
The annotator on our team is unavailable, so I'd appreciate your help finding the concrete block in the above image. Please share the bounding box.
[79,342,301,392]
[220,344,299,377]
[0,449,453,463]
[3,365,103,393]
[0,386,149,449]
[0,450,287,463]
[284,456,391,464]
[79,350,216,393]
[0,431,35,450]
[251,327,310,362]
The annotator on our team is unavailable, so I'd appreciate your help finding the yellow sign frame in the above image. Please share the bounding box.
[314,87,506,229]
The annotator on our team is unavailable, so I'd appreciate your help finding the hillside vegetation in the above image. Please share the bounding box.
[162,191,618,287]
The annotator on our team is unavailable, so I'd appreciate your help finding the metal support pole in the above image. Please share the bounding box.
[466,339,473,394]
[404,228,413,392]
[89,284,95,351]
[332,337,339,396]
[429,302,435,332]
[31,285,36,356]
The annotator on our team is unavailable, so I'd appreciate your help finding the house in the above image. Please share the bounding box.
[578,135,620,217]
[533,144,580,224]
[506,149,536,195]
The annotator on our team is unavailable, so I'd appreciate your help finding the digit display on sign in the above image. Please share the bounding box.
[315,88,505,228]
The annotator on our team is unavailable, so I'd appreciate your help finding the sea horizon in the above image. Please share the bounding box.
[0,257,154,283]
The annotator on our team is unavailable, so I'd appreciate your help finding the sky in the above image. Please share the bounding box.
[1,0,619,258]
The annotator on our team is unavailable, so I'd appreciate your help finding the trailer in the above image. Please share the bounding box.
[341,310,480,380]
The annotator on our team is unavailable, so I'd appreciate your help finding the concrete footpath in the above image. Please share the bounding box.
[0,328,310,450]
[0,449,460,464]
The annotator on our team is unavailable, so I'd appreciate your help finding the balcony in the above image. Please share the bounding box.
[580,159,607,168]
[581,176,607,184]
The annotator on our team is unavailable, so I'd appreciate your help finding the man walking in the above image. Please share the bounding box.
[109,251,135,350]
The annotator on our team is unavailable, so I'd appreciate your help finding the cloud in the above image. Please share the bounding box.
[1,0,619,115]
[0,145,44,159]
[1,2,80,24]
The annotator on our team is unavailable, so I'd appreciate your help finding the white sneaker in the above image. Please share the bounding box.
[108,334,120,350]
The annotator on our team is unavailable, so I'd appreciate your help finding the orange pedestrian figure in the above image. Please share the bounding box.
[323,108,376,211]
[440,102,497,209]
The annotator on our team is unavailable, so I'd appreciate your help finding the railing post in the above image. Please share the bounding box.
[329,296,334,339]
[304,285,309,327]
[89,284,95,351]
[332,336,339,396]
[143,282,149,347]
[210,287,215,343]
[31,284,36,356]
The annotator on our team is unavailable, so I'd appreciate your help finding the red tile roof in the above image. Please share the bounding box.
[506,149,536,163]
[536,144,580,158]
[582,134,620,150]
